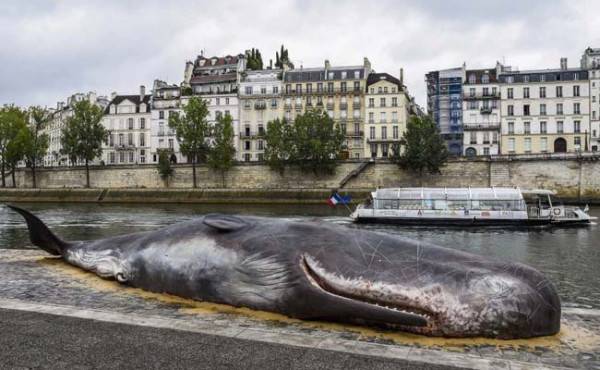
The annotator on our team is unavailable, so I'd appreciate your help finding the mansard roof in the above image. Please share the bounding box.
[105,94,151,114]
[366,72,403,89]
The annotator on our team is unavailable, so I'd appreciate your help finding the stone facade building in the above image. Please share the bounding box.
[364,72,409,158]
[499,59,590,155]
[582,47,600,151]
[238,69,283,161]
[150,79,185,164]
[282,59,372,159]
[102,86,151,165]
[462,65,502,156]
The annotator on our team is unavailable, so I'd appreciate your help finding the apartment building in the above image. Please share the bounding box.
[426,67,463,155]
[282,58,372,159]
[238,69,283,161]
[582,47,600,151]
[500,58,590,154]
[150,79,185,163]
[102,86,151,165]
[462,66,502,156]
[41,92,108,167]
[364,72,409,158]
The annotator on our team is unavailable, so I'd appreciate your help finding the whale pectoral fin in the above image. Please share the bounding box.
[203,214,247,232]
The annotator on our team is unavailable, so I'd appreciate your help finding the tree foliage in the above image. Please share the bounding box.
[0,105,29,187]
[168,96,210,188]
[208,113,236,186]
[61,99,107,188]
[246,48,263,70]
[22,106,50,188]
[395,115,448,179]
[275,44,293,69]
[264,110,344,175]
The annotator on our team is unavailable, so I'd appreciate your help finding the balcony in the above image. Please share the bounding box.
[115,144,136,150]
[254,101,267,110]
[284,103,292,109]
[367,137,400,143]
[239,131,265,138]
[462,123,500,131]
[340,103,348,110]
[295,104,303,111]
[283,87,362,96]
[353,101,361,109]
[326,103,334,110]
[480,107,493,114]
[463,91,501,100]
[346,131,364,137]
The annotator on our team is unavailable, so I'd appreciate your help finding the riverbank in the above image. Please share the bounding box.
[0,188,369,205]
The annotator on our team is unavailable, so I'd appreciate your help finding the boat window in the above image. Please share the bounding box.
[447,200,469,209]
[550,195,563,207]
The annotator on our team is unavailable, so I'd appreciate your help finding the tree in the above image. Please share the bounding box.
[275,44,293,69]
[246,48,263,70]
[169,96,210,188]
[22,106,50,188]
[264,118,292,174]
[0,105,28,187]
[395,115,448,183]
[157,149,174,187]
[208,113,236,187]
[61,99,107,188]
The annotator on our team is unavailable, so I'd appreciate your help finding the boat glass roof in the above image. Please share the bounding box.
[374,187,523,200]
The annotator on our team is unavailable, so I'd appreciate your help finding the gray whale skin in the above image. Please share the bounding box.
[8,205,560,339]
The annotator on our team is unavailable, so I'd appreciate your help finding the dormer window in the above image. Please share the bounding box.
[468,74,476,84]
[481,74,489,84]
[110,105,116,114]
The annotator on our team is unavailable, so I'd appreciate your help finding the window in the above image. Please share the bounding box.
[286,84,291,93]
[354,81,360,91]
[574,102,581,115]
[540,104,547,116]
[368,98,375,108]
[380,112,386,123]
[159,111,164,119]
[368,112,374,123]
[523,104,530,116]
[341,82,347,92]
[507,88,513,99]
[139,133,145,147]
[493,132,498,143]
[541,137,548,152]
[273,86,279,94]
[573,85,580,97]
[524,138,531,153]
[295,84,302,94]
[244,153,251,162]
[468,74,476,84]
[508,138,515,152]
[306,84,312,93]
[168,139,174,149]
[244,141,251,150]
[574,120,581,133]
[118,133,123,146]
[523,87,530,98]
[468,101,478,110]
[524,122,531,134]
[341,71,347,79]
[225,97,230,104]
[129,152,134,163]
[575,137,581,148]
[393,126,398,139]
[216,98,220,105]
[540,121,547,134]
[369,126,375,139]
[119,152,125,163]
[557,103,563,115]
[128,118,134,129]
[507,105,514,116]
[539,87,546,98]
[317,83,323,92]
[391,97,398,107]
[257,140,264,150]
[482,74,489,84]
[109,134,114,147]
[109,152,115,164]
[381,126,387,139]
[556,86,563,97]
[391,112,398,122]
[380,97,386,107]
[469,88,475,97]
[470,132,477,144]
[508,122,514,134]
[327,82,334,92]
[483,147,490,155]
[557,121,564,134]
[483,87,489,96]
[483,132,490,144]
[354,71,360,79]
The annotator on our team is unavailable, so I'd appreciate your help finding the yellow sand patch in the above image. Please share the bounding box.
[37,257,600,351]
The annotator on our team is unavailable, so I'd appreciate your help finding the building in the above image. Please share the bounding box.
[149,79,185,163]
[499,58,590,154]
[364,71,410,158]
[41,92,108,167]
[461,64,503,156]
[581,47,600,151]
[238,69,283,161]
[102,86,152,165]
[282,58,372,159]
[426,67,463,155]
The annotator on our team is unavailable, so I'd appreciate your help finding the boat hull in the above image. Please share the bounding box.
[353,216,551,227]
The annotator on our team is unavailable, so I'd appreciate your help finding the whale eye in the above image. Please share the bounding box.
[203,214,247,232]
[116,273,127,283]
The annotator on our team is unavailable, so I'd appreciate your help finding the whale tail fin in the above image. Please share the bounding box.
[7,205,68,256]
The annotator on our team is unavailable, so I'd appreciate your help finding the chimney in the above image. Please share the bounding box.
[324,59,331,70]
[88,91,97,103]
[183,61,194,85]
[560,57,568,70]
[140,85,146,100]
[111,91,117,100]
[399,68,404,86]
[363,57,371,72]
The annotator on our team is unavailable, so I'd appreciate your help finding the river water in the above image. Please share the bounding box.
[1,203,599,310]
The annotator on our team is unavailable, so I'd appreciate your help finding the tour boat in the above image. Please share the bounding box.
[350,187,595,226]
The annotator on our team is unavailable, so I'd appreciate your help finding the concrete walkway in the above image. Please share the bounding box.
[1,250,599,369]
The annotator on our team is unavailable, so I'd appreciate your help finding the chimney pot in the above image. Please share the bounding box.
[140,85,146,100]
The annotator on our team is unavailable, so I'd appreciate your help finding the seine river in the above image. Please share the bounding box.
[1,203,599,310]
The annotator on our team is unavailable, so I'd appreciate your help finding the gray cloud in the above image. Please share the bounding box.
[1,0,599,108]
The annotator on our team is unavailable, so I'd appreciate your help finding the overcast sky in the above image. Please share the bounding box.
[1,0,599,109]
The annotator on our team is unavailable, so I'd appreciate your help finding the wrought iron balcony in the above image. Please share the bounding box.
[463,91,501,100]
[480,107,493,114]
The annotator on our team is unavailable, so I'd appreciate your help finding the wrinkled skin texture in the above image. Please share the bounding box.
[10,207,561,339]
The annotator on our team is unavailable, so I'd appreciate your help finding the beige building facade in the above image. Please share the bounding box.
[364,72,409,158]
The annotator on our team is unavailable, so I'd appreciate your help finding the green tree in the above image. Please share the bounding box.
[157,149,174,187]
[61,99,107,188]
[395,115,448,183]
[264,118,292,174]
[208,113,236,187]
[22,106,50,188]
[246,48,263,70]
[275,44,293,69]
[169,96,210,188]
[0,105,28,187]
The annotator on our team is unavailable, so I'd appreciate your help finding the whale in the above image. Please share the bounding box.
[8,205,560,339]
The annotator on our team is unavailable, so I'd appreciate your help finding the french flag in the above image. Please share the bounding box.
[327,193,351,207]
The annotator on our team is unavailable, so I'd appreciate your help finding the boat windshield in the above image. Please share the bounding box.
[550,195,563,207]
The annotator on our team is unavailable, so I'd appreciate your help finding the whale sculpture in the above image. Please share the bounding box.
[8,205,560,339]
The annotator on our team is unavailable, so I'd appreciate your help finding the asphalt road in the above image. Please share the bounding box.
[0,308,467,370]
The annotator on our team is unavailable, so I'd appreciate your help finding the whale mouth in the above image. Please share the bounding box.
[301,255,433,327]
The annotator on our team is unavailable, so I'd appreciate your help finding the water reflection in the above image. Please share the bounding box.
[1,203,598,309]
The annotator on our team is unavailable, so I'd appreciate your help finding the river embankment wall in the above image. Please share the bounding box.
[2,154,599,204]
